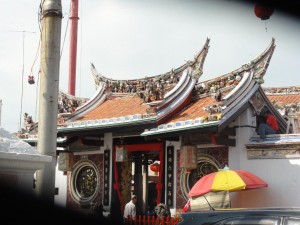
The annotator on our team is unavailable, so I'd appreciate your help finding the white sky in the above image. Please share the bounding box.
[0,0,299,133]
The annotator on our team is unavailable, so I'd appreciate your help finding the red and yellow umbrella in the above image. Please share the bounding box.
[188,167,268,197]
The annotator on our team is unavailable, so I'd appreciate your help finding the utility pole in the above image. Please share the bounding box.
[35,0,62,204]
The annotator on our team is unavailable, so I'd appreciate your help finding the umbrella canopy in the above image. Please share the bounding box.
[189,167,268,197]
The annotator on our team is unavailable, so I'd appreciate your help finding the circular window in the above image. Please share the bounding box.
[180,154,221,200]
[70,160,100,205]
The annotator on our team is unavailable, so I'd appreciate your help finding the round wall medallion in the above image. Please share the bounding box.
[180,154,221,200]
[70,160,100,205]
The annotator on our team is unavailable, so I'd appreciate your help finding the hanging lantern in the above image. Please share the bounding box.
[28,75,35,84]
[150,162,160,175]
[254,2,274,20]
[115,138,128,162]
[180,145,197,173]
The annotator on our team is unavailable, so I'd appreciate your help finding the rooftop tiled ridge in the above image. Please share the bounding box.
[264,86,300,118]
[58,39,211,128]
[19,39,299,137]
[60,39,276,134]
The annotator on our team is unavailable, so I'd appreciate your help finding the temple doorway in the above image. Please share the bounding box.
[112,142,164,218]
[130,151,160,214]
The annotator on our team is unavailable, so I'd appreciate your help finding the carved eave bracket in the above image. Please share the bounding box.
[246,143,300,159]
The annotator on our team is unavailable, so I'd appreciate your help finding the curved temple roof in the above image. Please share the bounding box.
[141,38,278,137]
[57,38,211,129]
[53,38,283,138]
[20,38,300,140]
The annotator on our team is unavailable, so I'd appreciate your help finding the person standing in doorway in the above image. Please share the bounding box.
[258,109,279,141]
[123,195,137,224]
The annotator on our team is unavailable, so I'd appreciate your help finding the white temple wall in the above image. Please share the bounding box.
[228,107,300,208]
[54,162,67,207]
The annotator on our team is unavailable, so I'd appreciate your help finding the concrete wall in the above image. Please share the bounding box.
[0,152,52,196]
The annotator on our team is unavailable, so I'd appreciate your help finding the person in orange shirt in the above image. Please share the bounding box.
[258,109,279,141]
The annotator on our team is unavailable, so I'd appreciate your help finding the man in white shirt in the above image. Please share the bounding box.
[123,195,137,223]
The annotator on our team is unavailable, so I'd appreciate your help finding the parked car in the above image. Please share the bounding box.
[178,208,300,225]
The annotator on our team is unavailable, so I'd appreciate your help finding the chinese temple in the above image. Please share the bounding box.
[22,38,300,222]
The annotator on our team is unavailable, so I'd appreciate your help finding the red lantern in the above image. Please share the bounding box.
[28,75,35,84]
[254,2,274,20]
[150,163,160,174]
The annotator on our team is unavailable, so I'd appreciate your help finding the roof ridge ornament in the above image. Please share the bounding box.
[89,38,210,103]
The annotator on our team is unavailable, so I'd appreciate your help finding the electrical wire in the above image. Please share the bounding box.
[26,0,73,133]
[19,31,25,131]
[16,30,36,131]
[60,0,72,58]
[31,39,41,123]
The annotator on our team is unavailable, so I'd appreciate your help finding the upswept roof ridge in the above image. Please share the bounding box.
[142,38,277,137]
[194,38,275,101]
[64,82,107,122]
[57,38,278,136]
[156,67,196,125]
[56,38,210,122]
[90,38,210,105]
[21,38,300,140]
[27,38,287,139]
[57,39,210,125]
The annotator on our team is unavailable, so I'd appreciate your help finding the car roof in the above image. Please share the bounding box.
[179,208,300,225]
